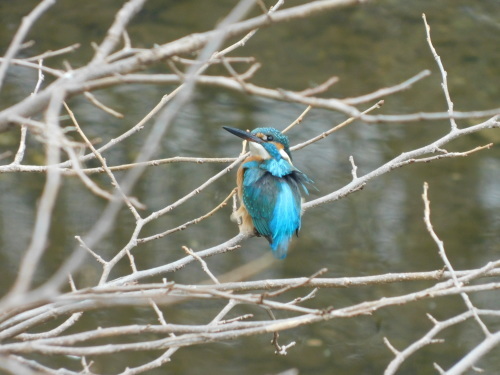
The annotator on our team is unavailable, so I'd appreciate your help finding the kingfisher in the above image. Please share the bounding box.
[223,126,314,259]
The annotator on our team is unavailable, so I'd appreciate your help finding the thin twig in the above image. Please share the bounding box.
[83,92,124,118]
[265,268,327,298]
[65,102,144,216]
[11,59,45,166]
[445,331,500,375]
[91,0,147,64]
[24,43,80,61]
[75,236,107,265]
[349,155,358,180]
[0,88,65,307]
[0,0,56,91]
[138,188,236,243]
[344,70,431,105]
[422,182,490,336]
[292,100,384,151]
[182,246,220,285]
[297,76,339,97]
[423,14,458,131]
[282,105,312,133]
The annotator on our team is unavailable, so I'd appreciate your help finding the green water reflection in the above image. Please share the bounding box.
[0,0,499,374]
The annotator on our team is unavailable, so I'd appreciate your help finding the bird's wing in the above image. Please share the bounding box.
[242,166,303,254]
[292,168,316,194]
[241,166,276,241]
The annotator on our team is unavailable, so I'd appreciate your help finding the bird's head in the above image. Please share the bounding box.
[223,126,292,162]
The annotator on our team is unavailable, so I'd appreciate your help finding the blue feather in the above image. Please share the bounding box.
[261,158,292,177]
[269,180,301,258]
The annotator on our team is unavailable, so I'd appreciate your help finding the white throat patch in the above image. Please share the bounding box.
[249,142,271,159]
[279,149,293,164]
[249,142,294,166]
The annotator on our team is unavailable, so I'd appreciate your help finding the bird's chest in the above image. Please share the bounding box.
[242,167,295,210]
[238,157,295,207]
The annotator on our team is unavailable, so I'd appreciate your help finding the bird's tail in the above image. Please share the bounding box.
[270,235,292,259]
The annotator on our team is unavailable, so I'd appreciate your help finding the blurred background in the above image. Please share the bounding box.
[0,0,499,374]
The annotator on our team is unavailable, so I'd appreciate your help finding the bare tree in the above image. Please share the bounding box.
[0,1,498,374]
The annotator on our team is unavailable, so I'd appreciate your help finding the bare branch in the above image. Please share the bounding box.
[24,43,81,61]
[423,14,458,131]
[91,0,147,64]
[292,100,384,151]
[445,331,500,375]
[422,182,491,336]
[0,0,373,131]
[297,76,339,97]
[344,70,431,105]
[83,92,124,118]
[182,246,220,285]
[65,102,144,216]
[0,0,56,91]
[1,88,65,307]
[282,105,312,133]
[138,188,236,243]
[304,116,499,210]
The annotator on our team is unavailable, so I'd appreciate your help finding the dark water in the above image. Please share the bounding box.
[0,0,499,374]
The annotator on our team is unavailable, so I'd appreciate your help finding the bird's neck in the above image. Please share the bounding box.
[247,142,294,177]
[262,158,293,177]
[244,155,293,178]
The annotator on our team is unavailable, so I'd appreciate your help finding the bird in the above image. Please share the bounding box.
[223,126,314,259]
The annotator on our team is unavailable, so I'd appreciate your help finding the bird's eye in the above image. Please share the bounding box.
[266,135,274,141]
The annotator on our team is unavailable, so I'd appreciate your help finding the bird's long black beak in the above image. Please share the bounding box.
[223,126,263,144]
